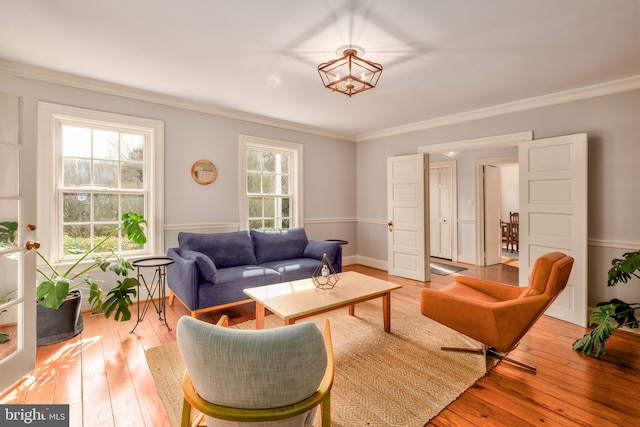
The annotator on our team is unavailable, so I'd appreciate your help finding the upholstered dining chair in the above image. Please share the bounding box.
[176,315,334,427]
[421,252,574,372]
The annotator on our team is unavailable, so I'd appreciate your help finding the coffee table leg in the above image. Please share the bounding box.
[255,302,266,329]
[382,292,391,333]
[348,305,355,316]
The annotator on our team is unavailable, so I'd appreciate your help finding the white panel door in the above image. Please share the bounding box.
[387,154,428,281]
[519,134,588,327]
[0,73,37,391]
[429,164,453,259]
[484,166,502,265]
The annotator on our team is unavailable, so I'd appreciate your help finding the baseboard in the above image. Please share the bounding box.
[342,254,358,266]
[356,255,387,271]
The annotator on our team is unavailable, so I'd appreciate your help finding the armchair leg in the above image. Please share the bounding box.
[487,349,536,373]
[441,346,485,355]
[441,345,537,373]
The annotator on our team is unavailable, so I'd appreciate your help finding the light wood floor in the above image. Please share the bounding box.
[2,261,640,426]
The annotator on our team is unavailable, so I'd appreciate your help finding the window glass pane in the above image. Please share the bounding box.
[263,219,275,230]
[63,158,91,187]
[281,197,290,217]
[280,154,289,174]
[93,160,118,188]
[122,195,144,215]
[62,125,91,158]
[264,197,275,218]
[63,224,90,254]
[0,199,19,249]
[63,192,90,222]
[281,218,290,229]
[262,174,275,194]
[0,146,19,196]
[249,219,262,230]
[262,152,276,173]
[121,162,143,189]
[94,224,118,252]
[247,173,261,193]
[0,302,19,360]
[248,197,262,218]
[280,176,289,195]
[93,129,119,160]
[121,134,144,161]
[247,150,260,171]
[94,194,118,221]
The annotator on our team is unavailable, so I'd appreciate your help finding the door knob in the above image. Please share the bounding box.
[388,221,394,232]
[26,224,37,231]
[26,241,41,250]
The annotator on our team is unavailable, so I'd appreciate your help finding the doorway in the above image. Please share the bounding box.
[475,155,518,267]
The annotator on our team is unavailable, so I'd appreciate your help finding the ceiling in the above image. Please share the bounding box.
[1,0,640,140]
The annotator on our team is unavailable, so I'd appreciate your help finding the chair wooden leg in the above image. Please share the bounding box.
[181,399,193,427]
[321,393,331,427]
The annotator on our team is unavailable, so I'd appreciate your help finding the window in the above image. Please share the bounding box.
[240,135,302,230]
[38,103,164,262]
[60,125,146,254]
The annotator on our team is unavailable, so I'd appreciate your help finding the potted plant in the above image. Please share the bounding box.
[573,250,640,357]
[36,212,147,345]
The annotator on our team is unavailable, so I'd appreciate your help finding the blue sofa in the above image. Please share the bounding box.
[167,228,342,318]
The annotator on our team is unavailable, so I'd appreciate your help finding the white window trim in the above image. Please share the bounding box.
[37,102,164,264]
[239,134,303,230]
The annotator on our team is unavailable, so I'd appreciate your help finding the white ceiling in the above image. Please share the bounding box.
[1,0,640,140]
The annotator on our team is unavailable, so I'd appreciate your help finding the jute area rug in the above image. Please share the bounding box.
[145,299,495,427]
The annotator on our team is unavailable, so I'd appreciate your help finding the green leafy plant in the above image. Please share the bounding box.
[573,250,640,356]
[0,221,18,247]
[36,212,147,322]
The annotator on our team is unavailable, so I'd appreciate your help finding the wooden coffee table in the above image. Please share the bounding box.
[243,271,402,332]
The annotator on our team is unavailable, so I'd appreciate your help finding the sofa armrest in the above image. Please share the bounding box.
[303,240,342,272]
[167,248,218,311]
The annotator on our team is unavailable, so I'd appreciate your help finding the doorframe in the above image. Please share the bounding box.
[475,156,518,266]
[418,131,532,266]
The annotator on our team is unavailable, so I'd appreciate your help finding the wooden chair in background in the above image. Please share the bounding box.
[508,212,519,253]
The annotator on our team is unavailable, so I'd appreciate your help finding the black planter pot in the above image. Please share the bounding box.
[36,290,84,346]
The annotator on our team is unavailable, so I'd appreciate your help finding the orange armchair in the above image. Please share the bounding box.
[421,252,574,371]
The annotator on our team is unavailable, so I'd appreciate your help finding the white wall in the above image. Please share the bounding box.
[500,165,519,220]
[23,79,357,253]
[356,89,640,307]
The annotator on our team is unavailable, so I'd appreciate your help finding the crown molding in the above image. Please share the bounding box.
[357,75,640,142]
[4,59,640,145]
[0,59,355,142]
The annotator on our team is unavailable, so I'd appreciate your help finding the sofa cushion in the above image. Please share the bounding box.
[303,240,339,264]
[250,228,309,264]
[178,231,257,268]
[261,258,323,283]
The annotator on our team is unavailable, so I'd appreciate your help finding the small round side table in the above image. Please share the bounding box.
[130,256,175,333]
